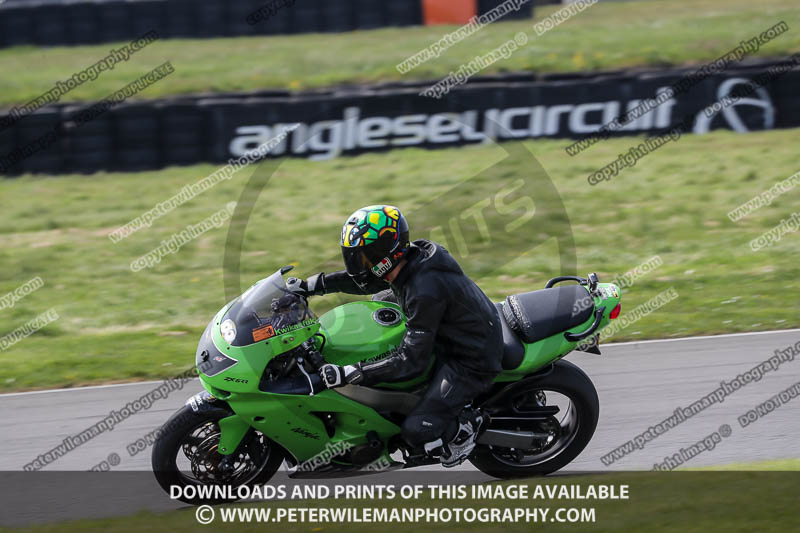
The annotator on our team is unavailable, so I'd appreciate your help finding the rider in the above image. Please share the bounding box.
[290,205,504,467]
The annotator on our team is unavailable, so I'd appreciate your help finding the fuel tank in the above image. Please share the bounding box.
[318,301,406,367]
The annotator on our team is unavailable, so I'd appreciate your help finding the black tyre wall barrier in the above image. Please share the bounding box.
[1,59,799,175]
[0,0,486,48]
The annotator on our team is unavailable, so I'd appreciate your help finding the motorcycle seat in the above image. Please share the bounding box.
[496,303,525,370]
[502,285,594,344]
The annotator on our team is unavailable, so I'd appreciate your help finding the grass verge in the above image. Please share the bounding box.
[693,458,800,470]
[0,0,798,105]
[2,471,798,532]
[1,128,798,391]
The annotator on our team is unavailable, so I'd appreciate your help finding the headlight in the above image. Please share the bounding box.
[220,319,237,344]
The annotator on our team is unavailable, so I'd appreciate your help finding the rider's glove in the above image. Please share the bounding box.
[285,277,309,296]
[286,273,327,297]
[319,364,363,388]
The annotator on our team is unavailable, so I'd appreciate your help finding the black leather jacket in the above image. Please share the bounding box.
[317,240,503,385]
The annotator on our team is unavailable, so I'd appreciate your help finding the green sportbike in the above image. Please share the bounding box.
[152,267,621,502]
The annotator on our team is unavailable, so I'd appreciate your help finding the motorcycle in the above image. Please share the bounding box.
[152,266,621,503]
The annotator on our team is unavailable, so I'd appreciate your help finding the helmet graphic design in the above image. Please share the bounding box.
[340,205,410,288]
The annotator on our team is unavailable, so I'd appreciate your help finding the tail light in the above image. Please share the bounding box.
[610,303,621,319]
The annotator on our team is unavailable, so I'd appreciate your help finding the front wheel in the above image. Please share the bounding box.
[469,359,599,478]
[151,405,284,504]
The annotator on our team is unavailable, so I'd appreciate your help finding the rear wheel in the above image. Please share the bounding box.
[469,360,599,478]
[152,405,284,504]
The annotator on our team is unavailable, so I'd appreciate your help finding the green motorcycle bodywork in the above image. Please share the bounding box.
[194,273,620,468]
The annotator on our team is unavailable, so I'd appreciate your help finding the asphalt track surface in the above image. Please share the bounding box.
[2,329,799,526]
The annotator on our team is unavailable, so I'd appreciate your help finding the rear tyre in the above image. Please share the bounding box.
[469,360,599,478]
[152,405,284,505]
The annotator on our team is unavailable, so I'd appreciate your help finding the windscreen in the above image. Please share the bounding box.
[223,270,316,346]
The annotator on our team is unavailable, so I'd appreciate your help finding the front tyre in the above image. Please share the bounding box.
[152,405,284,505]
[469,359,599,478]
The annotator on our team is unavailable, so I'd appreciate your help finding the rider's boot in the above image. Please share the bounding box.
[422,409,484,468]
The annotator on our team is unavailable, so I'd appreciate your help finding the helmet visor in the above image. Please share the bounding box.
[342,246,374,277]
[341,246,380,291]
